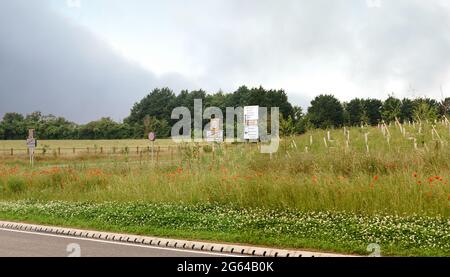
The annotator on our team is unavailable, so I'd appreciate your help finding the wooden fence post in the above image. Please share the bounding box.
[137,146,139,155]
[73,147,75,154]
[87,147,90,154]
[58,147,61,156]
[10,148,13,156]
[100,147,103,154]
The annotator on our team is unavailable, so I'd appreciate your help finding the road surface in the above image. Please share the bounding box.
[0,228,241,257]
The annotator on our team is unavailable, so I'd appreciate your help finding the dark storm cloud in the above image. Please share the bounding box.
[0,0,193,123]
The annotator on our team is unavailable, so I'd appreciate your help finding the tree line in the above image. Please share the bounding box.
[0,86,449,140]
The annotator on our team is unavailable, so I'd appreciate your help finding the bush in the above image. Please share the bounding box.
[7,176,26,193]
[203,145,213,153]
[0,178,4,193]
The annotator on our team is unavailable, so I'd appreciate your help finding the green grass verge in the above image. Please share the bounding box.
[0,200,448,257]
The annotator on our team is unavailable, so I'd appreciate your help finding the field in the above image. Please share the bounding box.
[0,121,449,256]
[0,139,174,149]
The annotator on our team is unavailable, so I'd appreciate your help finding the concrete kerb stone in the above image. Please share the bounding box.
[0,220,354,257]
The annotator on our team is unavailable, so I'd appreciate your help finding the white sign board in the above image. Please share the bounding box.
[206,118,223,142]
[206,130,223,142]
[244,106,259,140]
[244,126,259,140]
[244,106,259,120]
[210,118,220,132]
[26,138,36,149]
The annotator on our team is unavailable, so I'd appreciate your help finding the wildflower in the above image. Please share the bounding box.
[373,175,379,181]
[413,172,418,178]
[417,181,422,185]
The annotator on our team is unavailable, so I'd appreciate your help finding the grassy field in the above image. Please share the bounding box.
[0,139,175,149]
[0,121,449,256]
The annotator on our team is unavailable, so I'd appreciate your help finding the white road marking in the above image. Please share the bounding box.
[0,227,244,257]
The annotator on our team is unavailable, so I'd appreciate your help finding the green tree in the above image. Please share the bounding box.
[362,99,382,126]
[413,99,438,122]
[125,88,177,125]
[307,95,344,128]
[0,113,27,139]
[438,97,450,118]
[345,98,365,126]
[280,115,296,137]
[381,96,402,123]
[78,118,126,139]
[400,98,415,123]
[40,115,77,139]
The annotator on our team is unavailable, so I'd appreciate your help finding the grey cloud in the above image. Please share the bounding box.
[1,0,449,122]
[177,0,450,101]
[0,0,193,123]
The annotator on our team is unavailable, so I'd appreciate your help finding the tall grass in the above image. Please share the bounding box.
[0,122,449,217]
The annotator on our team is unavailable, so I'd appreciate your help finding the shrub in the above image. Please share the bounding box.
[203,145,213,153]
[7,176,26,193]
[0,178,4,193]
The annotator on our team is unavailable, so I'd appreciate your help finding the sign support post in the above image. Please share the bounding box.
[148,132,156,165]
[26,129,36,167]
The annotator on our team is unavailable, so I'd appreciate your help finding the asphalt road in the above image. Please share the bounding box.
[0,228,241,257]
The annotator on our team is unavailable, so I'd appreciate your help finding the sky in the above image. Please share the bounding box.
[1,0,450,123]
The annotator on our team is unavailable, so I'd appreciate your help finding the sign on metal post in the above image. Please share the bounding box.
[148,132,156,142]
[244,106,259,140]
[206,118,223,143]
[26,129,36,167]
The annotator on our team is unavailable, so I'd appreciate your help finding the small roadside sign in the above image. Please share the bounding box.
[148,132,156,142]
[26,129,36,167]
[244,106,259,140]
[26,138,36,149]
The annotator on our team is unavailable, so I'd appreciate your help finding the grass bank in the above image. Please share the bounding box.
[0,200,448,256]
[0,123,449,256]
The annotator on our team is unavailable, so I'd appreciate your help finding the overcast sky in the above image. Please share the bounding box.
[1,0,449,123]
